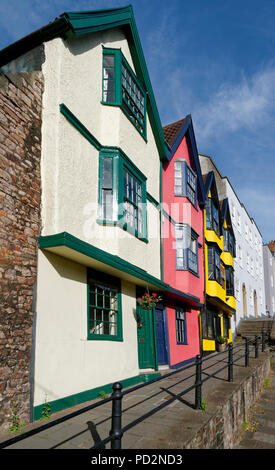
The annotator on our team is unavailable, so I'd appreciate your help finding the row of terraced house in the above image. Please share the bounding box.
[0,6,272,433]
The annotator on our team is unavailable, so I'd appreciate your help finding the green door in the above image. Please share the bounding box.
[137,306,157,369]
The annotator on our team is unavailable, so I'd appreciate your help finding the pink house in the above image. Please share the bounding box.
[160,116,205,368]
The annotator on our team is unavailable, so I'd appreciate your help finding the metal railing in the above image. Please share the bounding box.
[0,332,270,450]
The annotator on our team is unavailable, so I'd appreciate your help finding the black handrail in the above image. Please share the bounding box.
[0,331,270,450]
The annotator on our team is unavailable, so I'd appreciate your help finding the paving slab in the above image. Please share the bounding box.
[0,345,273,450]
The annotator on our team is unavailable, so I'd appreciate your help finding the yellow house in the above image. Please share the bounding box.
[201,171,236,353]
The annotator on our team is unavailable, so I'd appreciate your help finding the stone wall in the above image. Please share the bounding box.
[0,71,43,433]
[185,354,270,449]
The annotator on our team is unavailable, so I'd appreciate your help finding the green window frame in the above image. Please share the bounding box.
[87,269,123,341]
[97,148,148,242]
[102,47,147,140]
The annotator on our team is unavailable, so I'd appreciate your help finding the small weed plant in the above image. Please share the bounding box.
[200,397,207,412]
[9,402,27,433]
[40,400,52,421]
[263,378,271,389]
[98,390,109,399]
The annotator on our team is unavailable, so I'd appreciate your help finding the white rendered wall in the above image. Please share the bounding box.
[40,29,161,280]
[34,250,140,406]
[225,181,266,335]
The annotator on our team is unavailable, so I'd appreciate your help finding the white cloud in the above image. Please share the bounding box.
[193,65,275,141]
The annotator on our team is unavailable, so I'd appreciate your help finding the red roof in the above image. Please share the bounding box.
[163,117,188,147]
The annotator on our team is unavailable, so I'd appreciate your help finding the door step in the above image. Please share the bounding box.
[139,372,162,382]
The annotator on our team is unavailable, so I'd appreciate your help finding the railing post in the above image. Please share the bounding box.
[195,354,202,409]
[110,382,123,449]
[245,338,249,367]
[255,335,258,358]
[262,331,265,352]
[228,342,233,382]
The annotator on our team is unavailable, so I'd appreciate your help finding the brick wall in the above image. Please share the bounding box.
[0,71,43,433]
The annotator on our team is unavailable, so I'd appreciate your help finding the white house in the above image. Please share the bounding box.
[263,244,275,317]
[199,154,266,337]
[0,6,171,423]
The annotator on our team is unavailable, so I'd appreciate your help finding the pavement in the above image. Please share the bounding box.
[0,343,273,450]
[235,345,275,449]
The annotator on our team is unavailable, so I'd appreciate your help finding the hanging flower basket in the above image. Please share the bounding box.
[137,292,162,311]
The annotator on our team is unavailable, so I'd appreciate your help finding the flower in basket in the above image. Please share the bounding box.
[137,292,162,310]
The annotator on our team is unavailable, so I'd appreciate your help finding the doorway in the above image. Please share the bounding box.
[155,307,169,366]
[137,306,157,369]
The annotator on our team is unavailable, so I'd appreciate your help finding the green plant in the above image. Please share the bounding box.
[242,418,258,432]
[263,378,271,389]
[98,390,109,399]
[9,402,27,433]
[9,402,20,433]
[40,399,52,421]
[216,336,227,344]
[200,397,207,412]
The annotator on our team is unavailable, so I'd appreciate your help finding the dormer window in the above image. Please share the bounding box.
[102,48,147,139]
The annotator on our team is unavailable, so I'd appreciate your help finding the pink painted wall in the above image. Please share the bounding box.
[162,135,204,303]
[166,306,200,366]
[162,133,204,366]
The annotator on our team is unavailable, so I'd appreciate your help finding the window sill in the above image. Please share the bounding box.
[96,219,148,244]
[87,334,123,342]
[174,194,198,211]
[176,267,199,278]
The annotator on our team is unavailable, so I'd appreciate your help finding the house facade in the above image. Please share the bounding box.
[200,171,236,353]
[263,244,275,317]
[0,6,173,431]
[161,116,205,367]
[199,154,266,337]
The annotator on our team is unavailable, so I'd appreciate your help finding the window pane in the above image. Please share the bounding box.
[103,55,115,103]
[121,59,145,134]
[88,277,119,338]
[123,167,143,234]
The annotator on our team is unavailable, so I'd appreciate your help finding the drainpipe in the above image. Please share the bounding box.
[199,209,206,356]
[29,279,37,423]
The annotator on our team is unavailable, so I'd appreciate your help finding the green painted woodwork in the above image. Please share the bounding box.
[33,373,145,421]
[60,104,148,242]
[141,373,161,382]
[62,6,168,161]
[39,232,169,290]
[102,47,147,140]
[86,268,123,341]
[59,103,101,150]
[137,306,157,370]
[97,147,148,241]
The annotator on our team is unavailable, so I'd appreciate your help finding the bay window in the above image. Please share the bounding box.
[102,48,147,139]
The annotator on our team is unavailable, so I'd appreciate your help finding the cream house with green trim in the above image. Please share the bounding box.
[0,6,170,421]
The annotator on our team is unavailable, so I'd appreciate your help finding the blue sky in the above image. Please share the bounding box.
[0,0,274,242]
